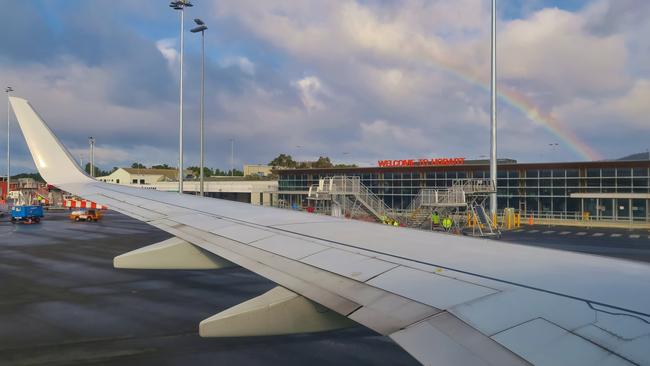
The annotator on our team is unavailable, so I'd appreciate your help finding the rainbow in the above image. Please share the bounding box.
[499,86,601,161]
[423,56,601,161]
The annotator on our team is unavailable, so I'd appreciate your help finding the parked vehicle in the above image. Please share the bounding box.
[11,205,44,224]
[69,209,103,222]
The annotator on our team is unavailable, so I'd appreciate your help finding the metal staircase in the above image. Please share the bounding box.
[468,204,498,236]
[307,176,499,236]
[403,179,498,235]
[308,176,400,223]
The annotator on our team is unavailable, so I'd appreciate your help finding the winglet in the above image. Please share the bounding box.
[9,97,91,185]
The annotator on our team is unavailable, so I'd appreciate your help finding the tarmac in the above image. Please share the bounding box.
[497,224,650,263]
[0,212,417,366]
[1,211,649,365]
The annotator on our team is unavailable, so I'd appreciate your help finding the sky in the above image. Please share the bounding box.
[2,0,649,174]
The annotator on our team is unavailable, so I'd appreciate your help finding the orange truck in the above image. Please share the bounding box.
[69,209,103,222]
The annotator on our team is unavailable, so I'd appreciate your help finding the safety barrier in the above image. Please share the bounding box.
[64,199,108,210]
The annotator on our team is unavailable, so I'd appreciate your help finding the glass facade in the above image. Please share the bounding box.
[278,162,650,222]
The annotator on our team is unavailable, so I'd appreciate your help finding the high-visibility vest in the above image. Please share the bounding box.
[431,213,439,224]
[442,217,452,229]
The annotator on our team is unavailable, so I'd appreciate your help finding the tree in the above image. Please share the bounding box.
[313,156,333,168]
[151,164,172,169]
[84,163,109,177]
[208,168,244,177]
[269,154,297,168]
[187,166,214,177]
[11,173,44,183]
[131,162,146,169]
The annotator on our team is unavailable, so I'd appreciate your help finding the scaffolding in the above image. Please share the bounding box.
[306,176,499,236]
[402,179,498,236]
[308,176,400,223]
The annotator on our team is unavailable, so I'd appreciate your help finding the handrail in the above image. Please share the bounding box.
[314,176,495,224]
[327,176,398,219]
[451,178,495,193]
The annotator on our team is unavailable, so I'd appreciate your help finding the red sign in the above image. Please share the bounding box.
[377,158,465,167]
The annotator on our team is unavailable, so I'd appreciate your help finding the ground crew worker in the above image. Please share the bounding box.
[442,217,452,230]
[431,211,440,226]
[380,215,388,224]
[393,220,399,227]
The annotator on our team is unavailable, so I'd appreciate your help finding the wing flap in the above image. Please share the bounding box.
[391,312,530,366]
[492,318,633,366]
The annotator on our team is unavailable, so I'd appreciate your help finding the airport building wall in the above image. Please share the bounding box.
[276,160,650,224]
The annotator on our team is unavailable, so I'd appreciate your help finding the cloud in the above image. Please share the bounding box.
[156,38,180,73]
[3,0,650,176]
[498,7,629,99]
[292,76,326,111]
[221,56,256,75]
[554,79,650,130]
[213,0,650,161]
[584,0,650,35]
[359,119,430,155]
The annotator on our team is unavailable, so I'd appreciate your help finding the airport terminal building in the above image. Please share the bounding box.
[276,159,650,224]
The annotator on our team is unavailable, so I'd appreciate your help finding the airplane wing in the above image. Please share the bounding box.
[10,96,650,366]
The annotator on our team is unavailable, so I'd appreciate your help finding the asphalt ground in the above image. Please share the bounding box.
[0,211,417,366]
[496,225,650,263]
[1,211,650,365]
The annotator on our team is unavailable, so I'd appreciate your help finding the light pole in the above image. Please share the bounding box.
[5,86,13,202]
[230,139,234,176]
[489,0,498,216]
[88,137,95,177]
[169,0,193,194]
[191,18,208,196]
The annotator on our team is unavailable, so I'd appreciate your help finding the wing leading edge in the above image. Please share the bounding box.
[10,97,650,366]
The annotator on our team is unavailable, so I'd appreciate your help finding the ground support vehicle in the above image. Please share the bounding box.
[11,205,44,224]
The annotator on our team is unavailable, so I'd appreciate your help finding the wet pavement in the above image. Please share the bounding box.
[2,211,650,365]
[0,211,417,366]
[497,225,650,263]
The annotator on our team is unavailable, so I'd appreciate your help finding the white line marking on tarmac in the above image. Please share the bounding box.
[542,231,554,234]
[576,232,587,236]
[559,231,570,235]
[513,229,524,232]
[630,234,640,239]
[611,233,622,237]
[528,230,539,233]
[593,233,604,237]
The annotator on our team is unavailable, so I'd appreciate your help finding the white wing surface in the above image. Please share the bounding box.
[10,97,650,366]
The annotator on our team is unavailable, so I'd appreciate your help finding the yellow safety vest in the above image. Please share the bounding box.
[442,218,452,229]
